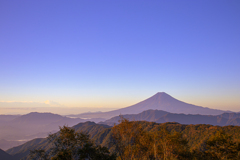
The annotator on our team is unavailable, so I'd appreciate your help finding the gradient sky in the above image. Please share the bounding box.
[0,0,240,114]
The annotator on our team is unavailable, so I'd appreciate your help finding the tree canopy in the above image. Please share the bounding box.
[30,126,116,160]
[28,120,240,160]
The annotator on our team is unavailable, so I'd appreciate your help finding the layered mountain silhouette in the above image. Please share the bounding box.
[6,120,240,160]
[1,92,235,153]
[0,112,85,150]
[100,109,240,126]
[0,148,14,160]
[74,92,229,119]
[6,122,111,160]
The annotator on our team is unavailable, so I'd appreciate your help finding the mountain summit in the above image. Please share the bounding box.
[76,92,228,119]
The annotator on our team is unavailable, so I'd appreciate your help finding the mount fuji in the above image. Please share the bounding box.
[73,92,229,119]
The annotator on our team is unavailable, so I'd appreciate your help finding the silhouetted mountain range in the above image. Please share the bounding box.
[0,115,20,122]
[72,92,230,119]
[100,109,240,126]
[6,121,240,160]
[0,112,85,150]
[0,148,14,160]
[6,122,111,160]
[1,92,237,153]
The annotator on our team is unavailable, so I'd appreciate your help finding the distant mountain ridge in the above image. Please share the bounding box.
[6,122,112,160]
[1,92,236,152]
[100,109,240,126]
[0,112,85,150]
[6,121,240,160]
[0,148,14,160]
[74,92,229,119]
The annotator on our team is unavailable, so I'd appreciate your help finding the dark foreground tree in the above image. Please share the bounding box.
[29,126,116,160]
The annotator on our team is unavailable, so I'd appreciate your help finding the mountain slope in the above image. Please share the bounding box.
[100,109,239,126]
[0,112,85,150]
[7,138,48,160]
[76,92,228,119]
[6,121,111,160]
[7,121,240,160]
[0,115,20,123]
[0,148,15,160]
[73,121,111,138]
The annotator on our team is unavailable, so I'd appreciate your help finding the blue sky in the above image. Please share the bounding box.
[0,0,239,113]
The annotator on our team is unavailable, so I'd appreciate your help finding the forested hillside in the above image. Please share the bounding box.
[7,120,240,160]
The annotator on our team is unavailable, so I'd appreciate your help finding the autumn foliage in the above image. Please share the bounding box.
[29,119,240,160]
[111,117,240,160]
